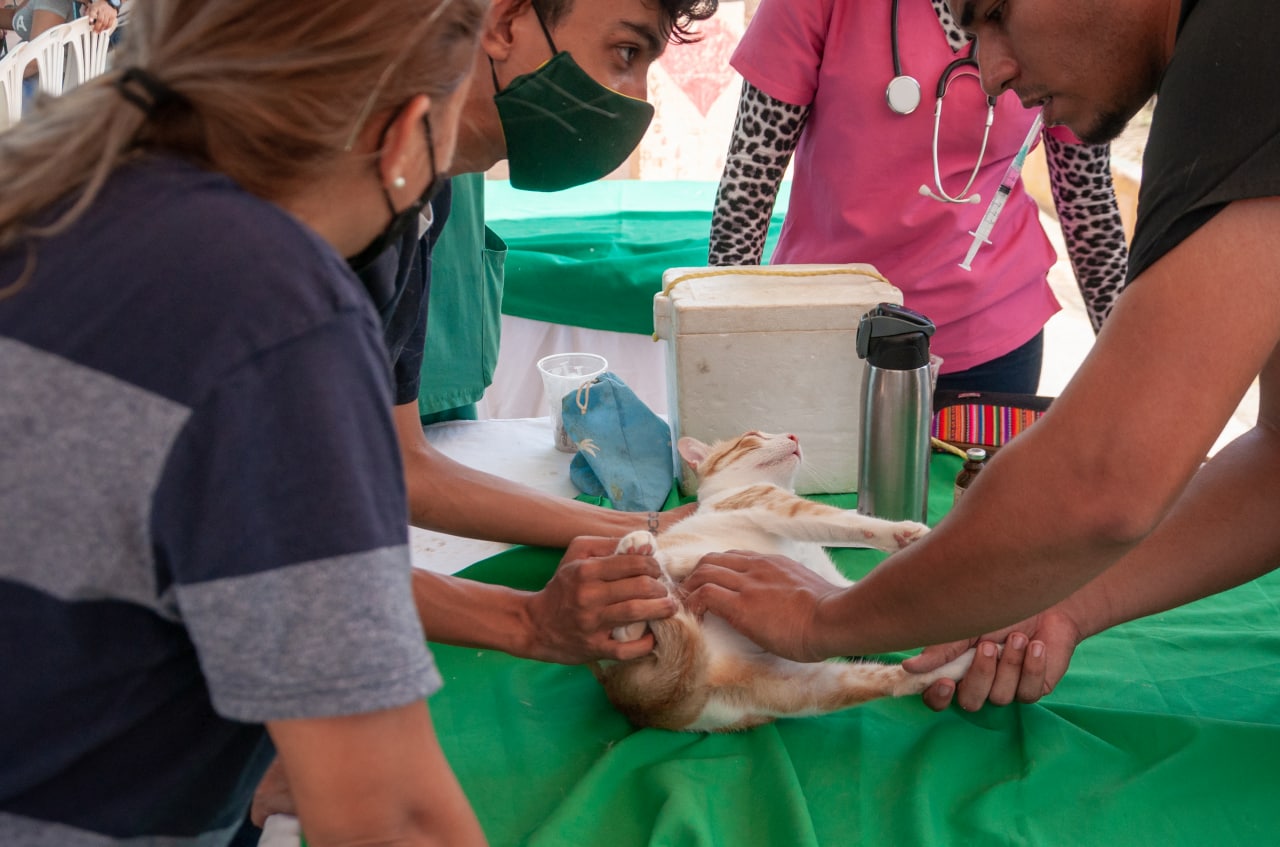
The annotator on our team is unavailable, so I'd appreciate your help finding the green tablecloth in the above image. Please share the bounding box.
[486,180,791,335]
[426,452,1280,845]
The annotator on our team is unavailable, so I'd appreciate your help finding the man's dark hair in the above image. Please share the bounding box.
[533,0,719,45]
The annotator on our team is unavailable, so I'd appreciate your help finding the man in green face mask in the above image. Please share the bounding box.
[413,0,689,431]
[241,1,717,835]
[393,0,717,661]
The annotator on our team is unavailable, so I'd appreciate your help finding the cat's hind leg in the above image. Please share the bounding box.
[612,530,662,643]
[691,648,977,731]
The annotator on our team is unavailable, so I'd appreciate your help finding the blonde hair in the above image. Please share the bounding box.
[0,0,484,292]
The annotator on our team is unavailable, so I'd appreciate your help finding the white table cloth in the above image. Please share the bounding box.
[409,416,582,575]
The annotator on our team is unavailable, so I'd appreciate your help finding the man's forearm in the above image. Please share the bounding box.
[409,449,640,545]
[811,420,1143,659]
[809,208,1280,659]
[411,568,535,656]
[394,403,644,547]
[1058,422,1280,639]
[269,704,486,847]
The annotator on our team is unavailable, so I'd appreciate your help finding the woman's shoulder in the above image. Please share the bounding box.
[88,156,376,367]
[111,156,355,300]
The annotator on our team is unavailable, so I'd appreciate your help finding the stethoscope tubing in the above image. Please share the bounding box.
[887,0,996,204]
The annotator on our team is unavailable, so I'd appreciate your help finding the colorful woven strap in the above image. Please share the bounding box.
[932,402,1045,447]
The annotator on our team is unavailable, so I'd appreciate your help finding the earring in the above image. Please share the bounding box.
[391,176,407,189]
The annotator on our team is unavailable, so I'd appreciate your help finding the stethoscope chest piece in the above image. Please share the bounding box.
[886,74,922,115]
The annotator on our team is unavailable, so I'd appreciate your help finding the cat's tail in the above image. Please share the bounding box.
[692,648,977,732]
[591,609,716,731]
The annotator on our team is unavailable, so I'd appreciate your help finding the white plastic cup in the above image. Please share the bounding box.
[536,353,608,452]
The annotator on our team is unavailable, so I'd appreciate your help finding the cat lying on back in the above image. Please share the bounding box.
[591,430,974,733]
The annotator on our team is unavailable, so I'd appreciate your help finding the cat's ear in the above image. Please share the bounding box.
[677,436,712,470]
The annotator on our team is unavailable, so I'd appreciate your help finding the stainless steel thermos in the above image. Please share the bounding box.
[855,303,936,523]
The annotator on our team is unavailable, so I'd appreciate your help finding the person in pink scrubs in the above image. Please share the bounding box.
[709,0,1129,393]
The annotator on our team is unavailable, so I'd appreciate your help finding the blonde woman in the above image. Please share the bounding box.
[0,1,489,845]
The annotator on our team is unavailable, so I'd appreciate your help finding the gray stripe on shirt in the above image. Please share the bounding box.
[0,339,189,617]
[0,810,238,847]
[175,544,441,722]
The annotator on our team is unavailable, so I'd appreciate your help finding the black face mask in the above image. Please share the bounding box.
[348,111,447,274]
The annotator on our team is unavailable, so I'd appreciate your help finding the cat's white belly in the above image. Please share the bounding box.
[658,534,850,588]
[701,613,768,657]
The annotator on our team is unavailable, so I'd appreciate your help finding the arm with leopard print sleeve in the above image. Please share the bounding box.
[708,81,810,266]
[1044,134,1130,331]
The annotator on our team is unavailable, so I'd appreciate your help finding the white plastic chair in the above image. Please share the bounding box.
[63,16,112,89]
[27,24,69,97]
[0,40,27,130]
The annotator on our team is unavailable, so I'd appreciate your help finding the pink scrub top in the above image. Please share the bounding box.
[733,0,1060,373]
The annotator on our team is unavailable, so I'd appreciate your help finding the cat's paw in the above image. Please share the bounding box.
[933,647,977,681]
[892,647,977,696]
[891,521,930,550]
[616,530,658,557]
[612,531,663,643]
[612,622,650,643]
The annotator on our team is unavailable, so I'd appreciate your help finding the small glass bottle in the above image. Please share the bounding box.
[953,447,987,505]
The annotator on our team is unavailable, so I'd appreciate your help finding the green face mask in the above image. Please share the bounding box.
[492,21,654,192]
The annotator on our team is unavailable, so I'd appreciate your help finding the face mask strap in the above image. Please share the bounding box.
[529,1,559,56]
[422,112,438,188]
[491,2,560,94]
[375,107,440,227]
[372,109,401,219]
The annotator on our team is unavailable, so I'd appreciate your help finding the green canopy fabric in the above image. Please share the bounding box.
[425,452,1280,845]
[486,180,791,335]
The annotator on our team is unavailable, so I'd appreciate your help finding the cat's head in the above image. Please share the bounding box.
[677,431,802,497]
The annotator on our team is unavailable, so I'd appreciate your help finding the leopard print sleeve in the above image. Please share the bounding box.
[1043,134,1130,332]
[709,81,810,266]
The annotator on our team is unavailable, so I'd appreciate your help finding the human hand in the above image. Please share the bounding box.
[249,756,294,827]
[682,550,843,662]
[902,609,1083,711]
[83,0,118,33]
[523,536,678,664]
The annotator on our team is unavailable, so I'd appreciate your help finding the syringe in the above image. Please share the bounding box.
[959,112,1044,271]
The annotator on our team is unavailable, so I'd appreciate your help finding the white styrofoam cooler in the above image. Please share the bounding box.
[653,264,903,495]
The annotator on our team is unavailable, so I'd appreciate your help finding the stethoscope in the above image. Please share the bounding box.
[886,0,996,204]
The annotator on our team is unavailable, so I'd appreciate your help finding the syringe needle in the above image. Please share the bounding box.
[958,112,1044,271]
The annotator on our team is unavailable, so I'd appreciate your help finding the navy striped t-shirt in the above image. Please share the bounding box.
[0,156,441,845]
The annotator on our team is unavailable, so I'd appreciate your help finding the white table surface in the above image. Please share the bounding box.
[409,417,581,575]
[474,315,670,421]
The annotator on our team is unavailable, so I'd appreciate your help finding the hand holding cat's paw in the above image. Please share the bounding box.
[908,610,1082,712]
[522,539,677,664]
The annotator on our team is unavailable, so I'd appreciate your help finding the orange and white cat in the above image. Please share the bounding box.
[592,430,975,732]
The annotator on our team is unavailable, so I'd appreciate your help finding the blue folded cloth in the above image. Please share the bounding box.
[561,372,674,512]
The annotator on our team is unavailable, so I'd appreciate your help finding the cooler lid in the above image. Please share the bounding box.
[653,264,903,337]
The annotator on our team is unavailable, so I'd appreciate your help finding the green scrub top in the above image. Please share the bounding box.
[418,172,508,424]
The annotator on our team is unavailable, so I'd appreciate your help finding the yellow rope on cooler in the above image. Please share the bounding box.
[659,266,890,298]
[652,267,892,341]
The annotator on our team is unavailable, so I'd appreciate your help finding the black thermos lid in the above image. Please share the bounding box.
[856,303,936,371]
